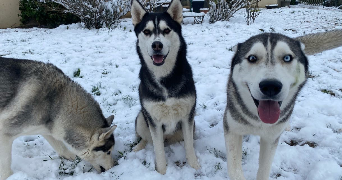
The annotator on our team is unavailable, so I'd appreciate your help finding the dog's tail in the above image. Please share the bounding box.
[295,29,342,55]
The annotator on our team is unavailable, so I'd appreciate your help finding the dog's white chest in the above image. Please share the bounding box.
[142,96,195,123]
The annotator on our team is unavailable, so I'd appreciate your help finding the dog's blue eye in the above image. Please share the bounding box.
[283,55,293,62]
[247,55,258,62]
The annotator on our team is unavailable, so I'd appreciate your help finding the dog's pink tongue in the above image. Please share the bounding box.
[258,100,280,124]
[152,55,164,63]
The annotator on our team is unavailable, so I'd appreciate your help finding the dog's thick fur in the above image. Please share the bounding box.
[131,0,200,174]
[0,57,117,180]
[223,30,342,180]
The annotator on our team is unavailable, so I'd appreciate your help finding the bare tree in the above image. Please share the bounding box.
[139,0,160,12]
[209,0,259,24]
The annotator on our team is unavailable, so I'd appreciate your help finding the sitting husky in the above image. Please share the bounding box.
[0,57,117,180]
[223,30,342,180]
[131,0,200,174]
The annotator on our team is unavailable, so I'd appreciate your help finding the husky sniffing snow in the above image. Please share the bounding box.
[223,30,342,180]
[0,57,117,180]
[131,0,200,174]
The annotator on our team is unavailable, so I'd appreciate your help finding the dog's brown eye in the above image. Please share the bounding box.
[143,29,151,35]
[163,28,171,34]
[247,55,258,62]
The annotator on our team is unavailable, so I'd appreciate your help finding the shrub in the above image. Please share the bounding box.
[139,0,159,12]
[51,0,131,29]
[19,0,80,28]
[208,0,259,25]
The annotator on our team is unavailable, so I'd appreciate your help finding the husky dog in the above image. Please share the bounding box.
[0,57,117,180]
[131,0,200,174]
[223,30,342,180]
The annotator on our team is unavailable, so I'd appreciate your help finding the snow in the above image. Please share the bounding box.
[1,5,342,180]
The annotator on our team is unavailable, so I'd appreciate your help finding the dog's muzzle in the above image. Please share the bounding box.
[151,41,168,66]
[250,80,283,124]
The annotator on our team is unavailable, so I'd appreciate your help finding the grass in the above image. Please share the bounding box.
[58,156,82,176]
[320,89,336,96]
[199,103,207,109]
[207,147,226,161]
[122,95,137,108]
[73,68,82,78]
[285,140,318,148]
[102,69,109,75]
[214,162,222,172]
[92,86,101,96]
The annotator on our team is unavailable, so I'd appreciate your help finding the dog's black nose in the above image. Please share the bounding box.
[100,166,105,172]
[152,41,163,51]
[259,80,282,97]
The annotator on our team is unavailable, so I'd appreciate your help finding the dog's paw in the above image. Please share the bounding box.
[156,166,167,175]
[133,140,147,152]
[189,160,201,170]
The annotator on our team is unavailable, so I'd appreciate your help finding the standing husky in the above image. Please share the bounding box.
[0,57,117,180]
[223,30,342,180]
[131,0,200,174]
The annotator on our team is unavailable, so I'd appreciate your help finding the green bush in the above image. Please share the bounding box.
[19,0,80,28]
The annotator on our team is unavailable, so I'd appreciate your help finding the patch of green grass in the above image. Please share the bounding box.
[142,160,150,168]
[210,122,218,128]
[285,140,318,148]
[214,162,222,172]
[122,95,136,108]
[200,103,207,109]
[102,69,109,75]
[320,89,336,96]
[73,68,82,78]
[58,156,82,176]
[308,71,318,79]
[207,147,226,161]
[92,86,101,96]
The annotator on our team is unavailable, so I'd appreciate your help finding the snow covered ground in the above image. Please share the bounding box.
[0,5,342,180]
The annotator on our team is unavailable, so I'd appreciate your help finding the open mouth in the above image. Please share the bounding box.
[251,95,282,124]
[151,52,168,66]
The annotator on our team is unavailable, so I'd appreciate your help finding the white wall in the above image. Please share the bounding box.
[0,0,21,29]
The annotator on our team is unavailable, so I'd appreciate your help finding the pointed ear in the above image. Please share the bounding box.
[106,115,114,125]
[167,0,183,24]
[99,125,117,141]
[232,44,238,52]
[131,0,147,26]
[300,42,305,51]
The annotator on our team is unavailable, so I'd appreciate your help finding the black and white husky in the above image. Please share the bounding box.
[131,0,200,174]
[223,30,342,180]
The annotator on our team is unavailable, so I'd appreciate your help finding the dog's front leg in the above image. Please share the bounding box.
[182,119,200,170]
[256,137,279,180]
[225,132,246,180]
[0,136,13,180]
[43,135,77,160]
[149,124,167,174]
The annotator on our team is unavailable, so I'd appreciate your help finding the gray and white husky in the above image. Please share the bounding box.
[0,57,117,180]
[223,30,342,180]
[131,0,200,174]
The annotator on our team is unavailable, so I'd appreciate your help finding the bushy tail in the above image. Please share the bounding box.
[295,29,342,55]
